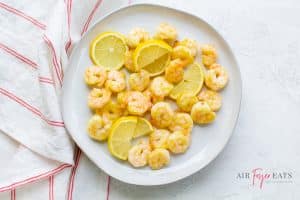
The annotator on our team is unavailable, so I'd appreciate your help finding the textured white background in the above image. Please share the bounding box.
[0,0,299,199]
[102,0,300,199]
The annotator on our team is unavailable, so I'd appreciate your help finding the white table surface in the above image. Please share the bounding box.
[1,0,299,199]
[99,0,300,199]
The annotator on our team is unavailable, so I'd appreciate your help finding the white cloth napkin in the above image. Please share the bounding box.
[0,0,129,198]
[0,0,72,184]
[0,0,141,198]
[1,0,300,200]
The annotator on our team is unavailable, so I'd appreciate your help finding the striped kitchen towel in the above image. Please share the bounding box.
[0,0,130,199]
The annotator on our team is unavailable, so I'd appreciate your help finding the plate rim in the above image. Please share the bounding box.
[62,3,243,186]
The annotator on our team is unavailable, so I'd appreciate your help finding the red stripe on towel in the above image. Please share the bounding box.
[0,42,38,69]
[0,164,71,192]
[43,35,63,86]
[106,176,111,200]
[49,176,54,200]
[0,2,46,30]
[0,87,64,127]
[67,148,82,200]
[65,0,73,52]
[10,189,16,200]
[39,77,55,85]
[80,0,104,35]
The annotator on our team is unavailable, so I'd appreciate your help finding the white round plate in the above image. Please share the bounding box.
[62,3,242,186]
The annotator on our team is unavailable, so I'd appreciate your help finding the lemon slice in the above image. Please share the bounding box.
[170,62,204,99]
[183,62,204,82]
[133,40,172,76]
[90,32,128,70]
[133,117,153,138]
[108,116,137,160]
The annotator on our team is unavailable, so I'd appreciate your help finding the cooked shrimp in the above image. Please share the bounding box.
[124,50,136,72]
[150,77,173,98]
[142,89,152,102]
[105,70,126,92]
[171,45,194,67]
[143,89,163,105]
[176,93,199,112]
[149,129,170,149]
[167,131,190,154]
[126,28,150,49]
[137,138,150,146]
[154,23,177,44]
[117,91,129,109]
[204,64,228,91]
[151,95,164,104]
[84,65,107,88]
[176,38,198,57]
[169,113,193,135]
[102,111,115,126]
[101,101,125,120]
[128,142,151,167]
[99,111,118,123]
[148,148,170,170]
[87,114,110,141]
[201,44,217,68]
[151,102,174,128]
[198,88,222,111]
[88,88,111,109]
[95,104,123,122]
[191,101,216,124]
[127,91,151,116]
[129,70,150,91]
[165,59,184,84]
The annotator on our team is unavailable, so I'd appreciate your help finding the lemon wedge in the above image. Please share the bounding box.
[170,62,204,99]
[90,32,128,70]
[133,117,153,138]
[108,116,137,160]
[133,40,172,76]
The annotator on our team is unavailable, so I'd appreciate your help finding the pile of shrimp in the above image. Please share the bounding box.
[84,23,229,170]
